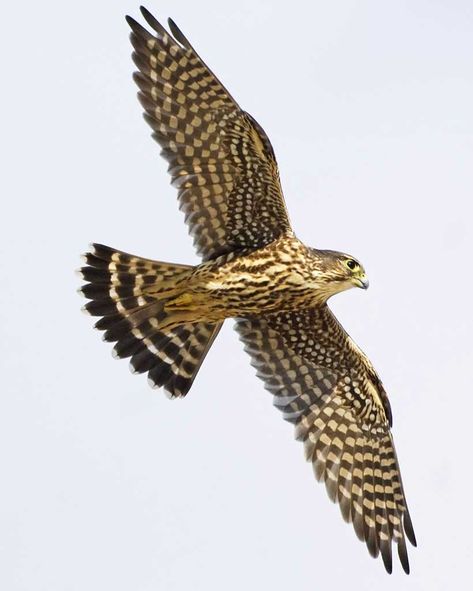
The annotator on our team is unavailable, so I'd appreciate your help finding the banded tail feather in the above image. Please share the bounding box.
[79,243,222,398]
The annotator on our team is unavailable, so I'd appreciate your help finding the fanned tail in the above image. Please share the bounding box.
[78,243,222,397]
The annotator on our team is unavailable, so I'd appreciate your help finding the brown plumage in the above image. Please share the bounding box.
[78,7,416,574]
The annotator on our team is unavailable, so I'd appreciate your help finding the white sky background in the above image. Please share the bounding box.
[1,0,472,589]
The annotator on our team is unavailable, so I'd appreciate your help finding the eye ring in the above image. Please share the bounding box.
[346,259,357,270]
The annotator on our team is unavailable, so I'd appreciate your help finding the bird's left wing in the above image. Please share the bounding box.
[236,307,416,573]
[127,7,292,261]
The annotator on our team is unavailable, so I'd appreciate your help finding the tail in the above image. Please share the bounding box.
[78,243,222,398]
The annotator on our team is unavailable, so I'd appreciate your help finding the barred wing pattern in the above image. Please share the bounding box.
[127,8,292,260]
[236,308,416,573]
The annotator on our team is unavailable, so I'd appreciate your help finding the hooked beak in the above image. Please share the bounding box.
[355,275,370,290]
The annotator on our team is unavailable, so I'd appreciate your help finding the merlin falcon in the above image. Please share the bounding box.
[79,6,416,574]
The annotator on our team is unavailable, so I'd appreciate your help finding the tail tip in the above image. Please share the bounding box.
[147,376,159,390]
[164,389,179,400]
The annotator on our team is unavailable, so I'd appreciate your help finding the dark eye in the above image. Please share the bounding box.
[346,259,357,270]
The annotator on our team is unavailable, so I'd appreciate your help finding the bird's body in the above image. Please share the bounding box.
[79,6,416,574]
[158,234,367,327]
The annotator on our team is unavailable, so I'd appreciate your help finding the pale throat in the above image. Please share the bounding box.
[309,271,354,304]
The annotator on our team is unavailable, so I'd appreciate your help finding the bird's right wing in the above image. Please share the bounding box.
[236,307,416,573]
[127,7,292,261]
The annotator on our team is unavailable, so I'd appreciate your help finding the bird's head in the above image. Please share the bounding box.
[309,249,369,300]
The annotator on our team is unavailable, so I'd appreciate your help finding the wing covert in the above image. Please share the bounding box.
[236,307,416,573]
[127,8,292,260]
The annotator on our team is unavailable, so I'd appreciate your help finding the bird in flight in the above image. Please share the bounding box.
[79,6,416,574]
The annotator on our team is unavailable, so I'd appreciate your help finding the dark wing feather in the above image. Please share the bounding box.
[127,7,292,260]
[236,307,416,573]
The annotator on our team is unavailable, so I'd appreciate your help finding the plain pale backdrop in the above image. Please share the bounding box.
[1,1,472,589]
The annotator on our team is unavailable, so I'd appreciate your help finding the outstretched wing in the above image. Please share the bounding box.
[127,7,292,261]
[236,307,416,573]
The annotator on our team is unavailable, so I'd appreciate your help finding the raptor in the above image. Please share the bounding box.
[79,6,416,573]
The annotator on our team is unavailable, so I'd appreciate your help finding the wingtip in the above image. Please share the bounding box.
[380,542,393,575]
[167,17,180,36]
[167,17,182,42]
[139,5,150,18]
[382,556,393,575]
[403,510,417,547]
[398,536,411,575]
[125,14,141,33]
[400,556,410,575]
[167,17,193,50]
[139,5,167,35]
